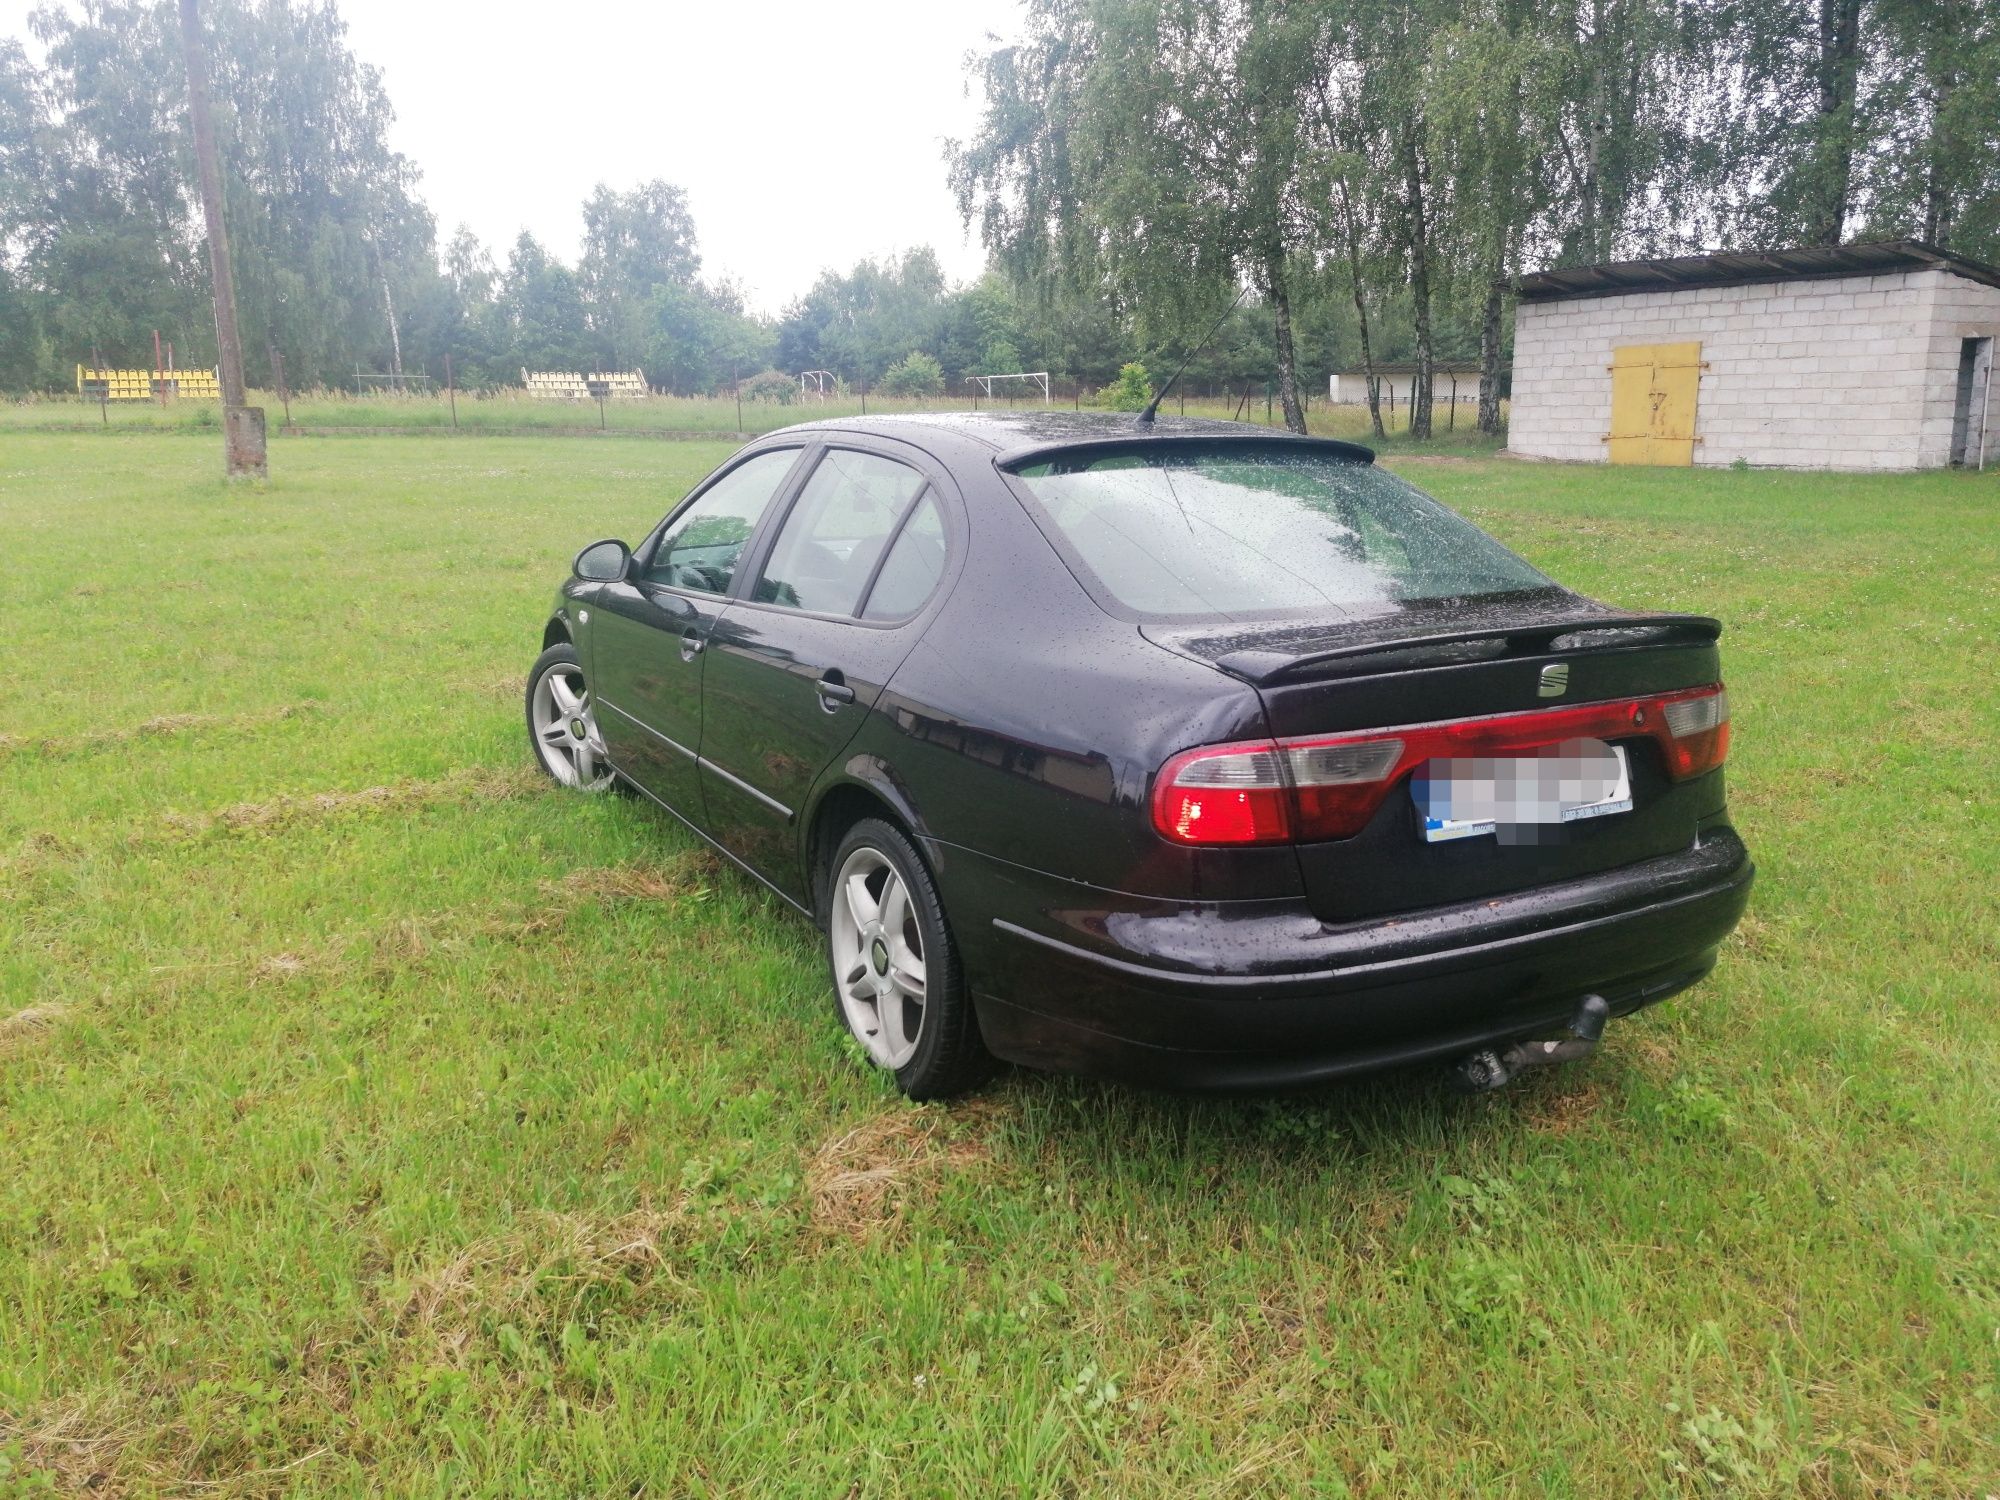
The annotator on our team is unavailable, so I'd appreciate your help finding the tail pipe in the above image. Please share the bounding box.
[1452,993,1611,1094]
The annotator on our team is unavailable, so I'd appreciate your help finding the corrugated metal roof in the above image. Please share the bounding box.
[1513,238,2000,303]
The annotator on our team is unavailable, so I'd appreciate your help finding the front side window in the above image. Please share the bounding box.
[644,448,800,594]
[1009,446,1553,621]
[754,449,927,616]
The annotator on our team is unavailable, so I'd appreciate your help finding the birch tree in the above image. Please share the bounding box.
[951,0,1332,434]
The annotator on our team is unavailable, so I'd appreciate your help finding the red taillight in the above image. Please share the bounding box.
[1151,684,1731,846]
[1660,687,1731,779]
[1152,743,1293,843]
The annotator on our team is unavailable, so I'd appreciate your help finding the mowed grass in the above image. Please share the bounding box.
[0,389,1500,449]
[1,432,1996,1496]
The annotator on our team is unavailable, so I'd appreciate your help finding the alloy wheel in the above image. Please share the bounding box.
[830,845,929,1069]
[530,662,612,789]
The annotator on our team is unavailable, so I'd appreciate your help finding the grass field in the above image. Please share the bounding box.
[0,389,1499,449]
[2,431,1996,1496]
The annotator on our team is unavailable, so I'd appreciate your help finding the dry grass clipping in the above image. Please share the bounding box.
[0,1393,131,1496]
[807,1103,1004,1239]
[0,1001,69,1054]
[549,854,708,906]
[1518,1075,1608,1136]
[0,702,323,763]
[393,1208,691,1366]
[161,764,538,839]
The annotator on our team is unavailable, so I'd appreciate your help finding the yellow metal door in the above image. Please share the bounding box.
[1607,342,1703,465]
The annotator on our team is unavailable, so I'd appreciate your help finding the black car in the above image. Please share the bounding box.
[526,413,1751,1099]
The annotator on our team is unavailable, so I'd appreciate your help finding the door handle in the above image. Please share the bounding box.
[678,627,706,662]
[816,671,856,710]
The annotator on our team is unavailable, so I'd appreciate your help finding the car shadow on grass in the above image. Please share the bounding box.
[968,1043,1656,1188]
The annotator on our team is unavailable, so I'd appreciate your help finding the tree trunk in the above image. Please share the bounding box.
[1267,251,1307,436]
[1477,262,1506,437]
[176,0,263,478]
[1811,0,1865,245]
[1402,128,1434,441]
[1922,67,1958,246]
[1577,0,1607,262]
[1335,175,1385,440]
[178,0,244,407]
[1358,324,1384,440]
[381,268,403,384]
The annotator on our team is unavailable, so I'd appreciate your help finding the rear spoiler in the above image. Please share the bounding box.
[1213,612,1723,685]
[998,431,1377,472]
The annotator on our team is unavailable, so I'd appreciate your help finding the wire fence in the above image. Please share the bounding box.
[1,379,1505,446]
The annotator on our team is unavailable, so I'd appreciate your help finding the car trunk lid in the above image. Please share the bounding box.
[1144,597,1729,922]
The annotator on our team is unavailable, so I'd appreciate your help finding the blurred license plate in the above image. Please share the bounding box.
[1412,738,1632,843]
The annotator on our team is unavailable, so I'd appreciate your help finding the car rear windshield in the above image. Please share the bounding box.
[1009,446,1553,622]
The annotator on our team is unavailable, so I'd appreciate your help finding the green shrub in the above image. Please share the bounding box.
[738,369,798,404]
[1097,362,1153,411]
[878,351,944,400]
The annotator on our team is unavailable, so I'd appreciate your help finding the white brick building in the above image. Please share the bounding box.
[1508,241,2000,470]
[1330,361,1482,408]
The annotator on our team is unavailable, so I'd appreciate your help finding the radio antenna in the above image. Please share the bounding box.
[1136,285,1249,427]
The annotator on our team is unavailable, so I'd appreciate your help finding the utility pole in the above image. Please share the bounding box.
[177,0,266,478]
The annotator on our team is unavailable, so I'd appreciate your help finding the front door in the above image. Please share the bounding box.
[1949,336,1993,467]
[1608,342,1703,465]
[590,447,806,822]
[697,448,952,901]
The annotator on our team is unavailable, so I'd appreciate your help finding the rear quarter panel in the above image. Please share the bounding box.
[843,463,1302,904]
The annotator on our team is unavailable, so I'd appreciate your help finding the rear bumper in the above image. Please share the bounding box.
[965,828,1752,1089]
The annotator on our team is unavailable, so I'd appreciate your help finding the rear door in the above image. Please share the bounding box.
[590,447,807,821]
[697,445,954,901]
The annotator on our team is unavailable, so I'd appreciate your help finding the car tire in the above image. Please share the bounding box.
[825,817,993,1100]
[525,642,615,791]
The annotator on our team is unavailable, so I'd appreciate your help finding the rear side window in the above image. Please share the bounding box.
[645,448,800,594]
[755,450,927,616]
[861,495,947,620]
[1009,448,1552,621]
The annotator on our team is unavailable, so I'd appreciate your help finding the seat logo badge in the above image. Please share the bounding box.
[1538,663,1571,698]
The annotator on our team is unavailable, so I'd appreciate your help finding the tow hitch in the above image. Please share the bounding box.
[1452,993,1611,1093]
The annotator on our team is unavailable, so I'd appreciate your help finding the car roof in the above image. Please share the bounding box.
[762,410,1377,468]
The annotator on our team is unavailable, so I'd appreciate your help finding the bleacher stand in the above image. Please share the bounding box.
[523,369,649,400]
[76,365,222,400]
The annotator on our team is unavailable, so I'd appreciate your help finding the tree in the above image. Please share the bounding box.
[581,181,699,295]
[1319,0,1456,439]
[776,249,954,387]
[879,351,945,398]
[952,0,1332,434]
[14,0,441,389]
[1099,361,1153,411]
[579,179,701,368]
[1427,1,1569,433]
[497,232,588,373]
[1692,0,1873,249]
[1853,0,2000,257]
[20,2,206,373]
[0,260,43,388]
[199,0,437,386]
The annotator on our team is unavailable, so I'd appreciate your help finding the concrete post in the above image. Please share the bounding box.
[177,0,266,478]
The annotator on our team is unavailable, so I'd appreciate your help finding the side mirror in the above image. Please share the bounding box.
[572,538,632,582]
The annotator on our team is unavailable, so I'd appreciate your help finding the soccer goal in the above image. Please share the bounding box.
[970,371,1051,402]
[798,369,838,402]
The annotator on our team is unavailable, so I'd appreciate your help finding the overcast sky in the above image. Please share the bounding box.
[2,0,1025,314]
